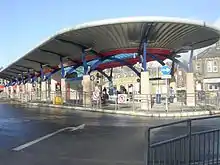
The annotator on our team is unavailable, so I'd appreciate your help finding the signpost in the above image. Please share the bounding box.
[118,94,127,104]
[161,65,171,112]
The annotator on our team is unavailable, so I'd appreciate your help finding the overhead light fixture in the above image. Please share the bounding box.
[84,47,92,52]
[42,64,49,67]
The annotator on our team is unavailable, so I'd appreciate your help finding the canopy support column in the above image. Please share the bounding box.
[140,41,151,110]
[60,57,65,78]
[40,64,44,81]
[142,41,147,72]
[59,57,67,102]
[108,68,114,95]
[186,48,195,106]
[81,49,91,106]
[40,65,47,101]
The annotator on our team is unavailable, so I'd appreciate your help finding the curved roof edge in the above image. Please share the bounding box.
[57,16,220,35]
[3,16,220,73]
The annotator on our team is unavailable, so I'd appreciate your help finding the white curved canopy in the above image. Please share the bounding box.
[1,16,220,80]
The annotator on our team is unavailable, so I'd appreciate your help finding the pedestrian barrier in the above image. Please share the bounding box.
[118,94,127,104]
[0,90,219,113]
[145,115,220,165]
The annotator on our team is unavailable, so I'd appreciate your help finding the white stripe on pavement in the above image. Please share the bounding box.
[12,124,85,151]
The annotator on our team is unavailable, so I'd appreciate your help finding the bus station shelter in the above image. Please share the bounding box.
[1,16,220,109]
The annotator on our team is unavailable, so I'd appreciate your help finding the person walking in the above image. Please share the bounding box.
[169,87,175,103]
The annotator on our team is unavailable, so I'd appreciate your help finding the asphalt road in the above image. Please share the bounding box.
[0,103,220,165]
[0,103,179,165]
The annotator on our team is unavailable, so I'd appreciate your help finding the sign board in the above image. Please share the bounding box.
[161,75,171,79]
[118,94,127,104]
[161,65,171,75]
[161,65,171,79]
[92,91,100,101]
[90,75,95,81]
[203,78,220,83]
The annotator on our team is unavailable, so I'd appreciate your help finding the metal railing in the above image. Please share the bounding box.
[0,90,219,113]
[145,115,220,165]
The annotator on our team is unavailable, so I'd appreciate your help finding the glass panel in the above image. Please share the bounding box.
[213,61,218,72]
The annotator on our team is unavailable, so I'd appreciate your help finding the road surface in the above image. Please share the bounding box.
[0,103,220,165]
[0,103,178,165]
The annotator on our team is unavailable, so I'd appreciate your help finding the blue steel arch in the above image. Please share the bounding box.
[88,54,141,77]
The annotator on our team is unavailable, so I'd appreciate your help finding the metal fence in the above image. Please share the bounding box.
[112,92,219,112]
[146,115,220,165]
[0,90,219,112]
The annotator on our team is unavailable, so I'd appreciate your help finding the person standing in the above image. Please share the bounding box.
[169,87,175,103]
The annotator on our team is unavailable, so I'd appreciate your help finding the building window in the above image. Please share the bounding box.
[207,61,213,72]
[196,62,200,71]
[208,84,219,91]
[213,61,218,72]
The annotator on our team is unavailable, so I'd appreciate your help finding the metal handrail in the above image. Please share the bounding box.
[149,115,220,130]
[150,134,187,147]
[146,115,220,165]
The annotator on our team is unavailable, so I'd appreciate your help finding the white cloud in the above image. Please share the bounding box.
[214,18,220,27]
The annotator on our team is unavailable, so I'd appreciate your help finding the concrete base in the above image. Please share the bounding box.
[186,73,195,106]
[27,83,32,93]
[61,78,66,102]
[51,79,57,92]
[140,71,151,110]
[6,88,9,98]
[26,102,213,118]
[19,84,24,93]
[41,81,47,101]
[16,85,20,98]
[10,86,14,99]
[50,79,57,101]
[82,75,92,106]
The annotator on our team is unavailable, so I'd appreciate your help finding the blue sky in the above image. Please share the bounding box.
[0,0,220,68]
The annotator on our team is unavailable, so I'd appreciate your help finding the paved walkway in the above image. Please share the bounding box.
[12,101,220,118]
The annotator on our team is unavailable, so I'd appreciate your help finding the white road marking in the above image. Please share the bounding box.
[12,124,85,151]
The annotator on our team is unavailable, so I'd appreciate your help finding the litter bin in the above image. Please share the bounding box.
[156,94,161,104]
[53,96,64,105]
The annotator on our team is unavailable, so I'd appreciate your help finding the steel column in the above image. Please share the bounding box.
[82,49,88,75]
[170,60,175,76]
[31,76,38,83]
[45,68,61,81]
[60,57,65,78]
[11,81,16,86]
[15,78,19,85]
[97,70,111,82]
[109,68,113,95]
[148,54,165,66]
[189,49,194,72]
[21,73,25,84]
[40,64,44,81]
[27,70,31,83]
[65,65,79,76]
[142,41,147,72]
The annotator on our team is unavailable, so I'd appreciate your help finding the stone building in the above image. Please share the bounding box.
[192,41,220,91]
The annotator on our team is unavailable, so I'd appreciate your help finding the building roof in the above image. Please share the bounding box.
[1,16,220,80]
[194,45,220,59]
